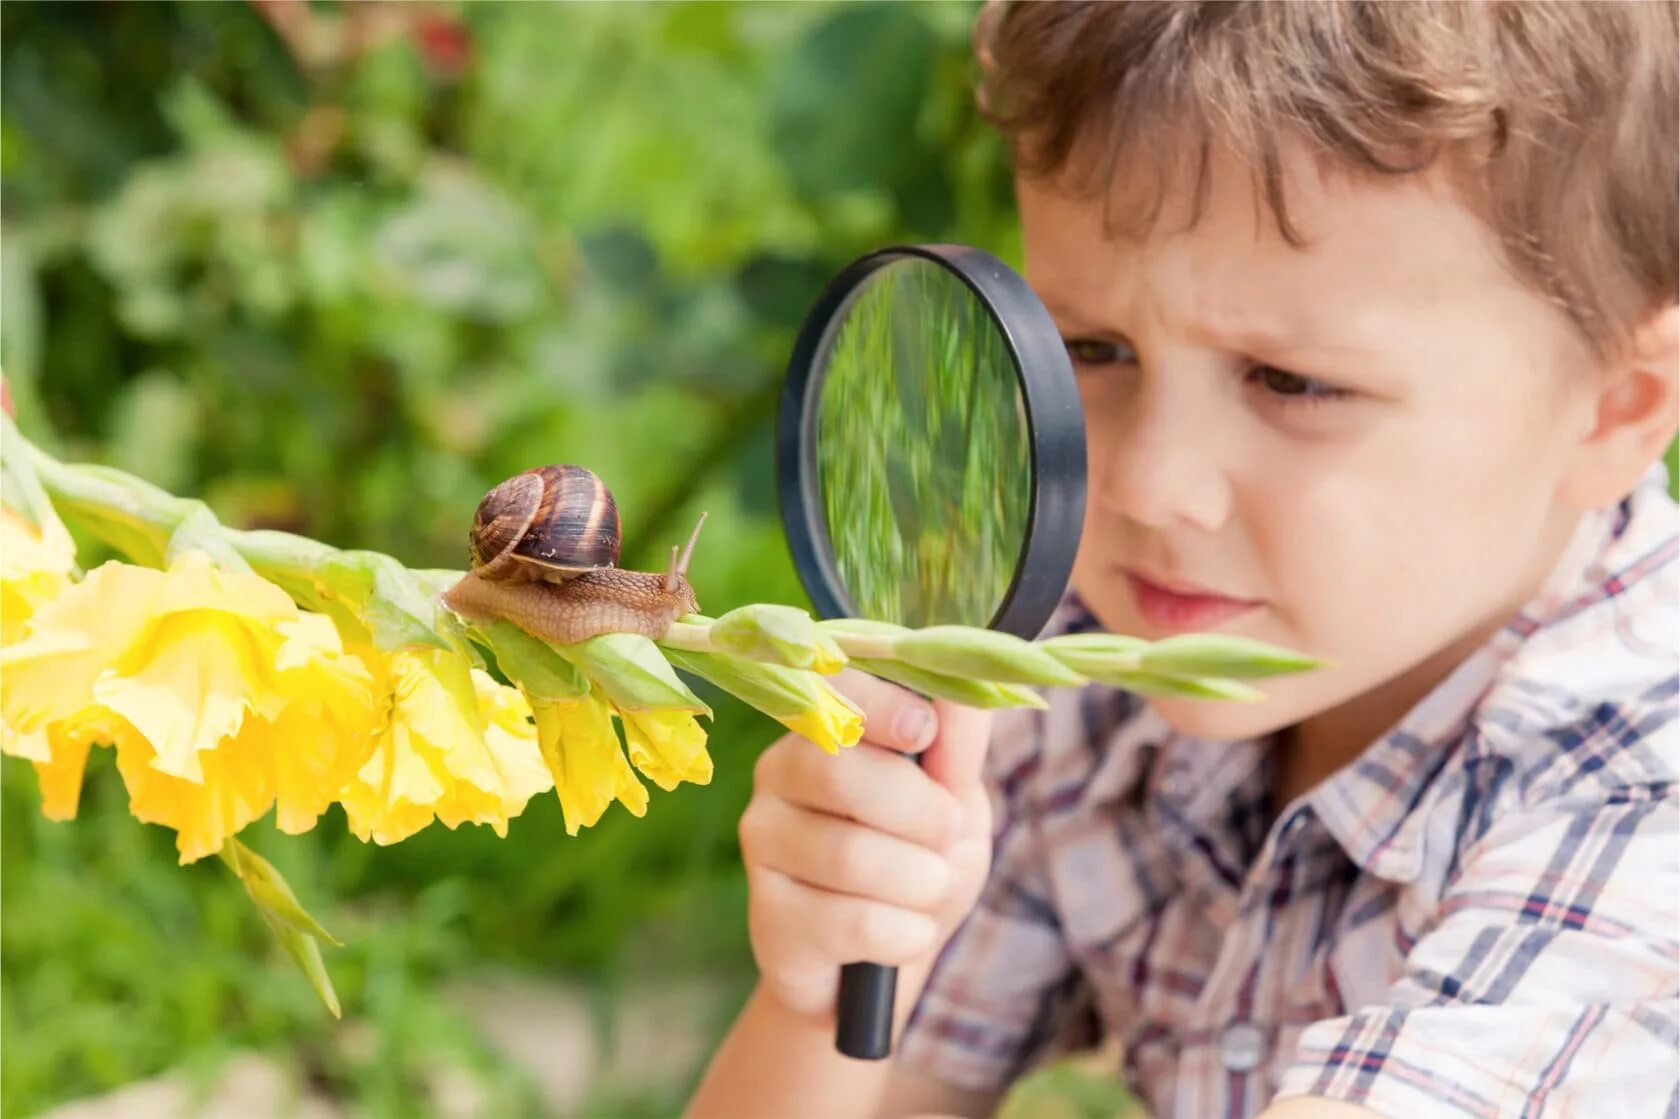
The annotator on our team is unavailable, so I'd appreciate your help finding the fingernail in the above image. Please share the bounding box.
[894,704,934,750]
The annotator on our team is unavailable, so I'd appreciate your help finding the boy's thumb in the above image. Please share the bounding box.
[920,701,994,794]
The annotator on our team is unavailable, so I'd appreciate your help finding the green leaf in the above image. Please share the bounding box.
[23,456,184,567]
[316,550,453,651]
[893,626,1083,687]
[1137,634,1322,679]
[559,632,711,715]
[0,412,71,546]
[852,657,1048,710]
[484,619,590,701]
[163,502,253,573]
[770,4,939,194]
[236,528,338,572]
[997,1060,1145,1119]
[235,529,374,642]
[708,604,846,672]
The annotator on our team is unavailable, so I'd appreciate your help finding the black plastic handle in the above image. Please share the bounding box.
[836,961,897,1059]
[835,735,929,1060]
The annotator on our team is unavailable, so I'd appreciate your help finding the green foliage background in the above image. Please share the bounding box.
[4,4,1670,1117]
[0,2,1040,1116]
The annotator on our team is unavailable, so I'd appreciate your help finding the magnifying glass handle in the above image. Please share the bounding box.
[836,741,926,1060]
[836,961,897,1059]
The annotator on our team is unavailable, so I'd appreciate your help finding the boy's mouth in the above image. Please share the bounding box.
[1120,568,1262,634]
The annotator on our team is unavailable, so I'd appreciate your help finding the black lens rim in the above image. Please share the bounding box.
[775,244,1086,639]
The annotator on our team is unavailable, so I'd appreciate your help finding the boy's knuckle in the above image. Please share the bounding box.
[736,801,767,858]
[912,853,953,906]
[812,755,857,806]
[855,904,915,958]
[850,904,888,952]
[830,831,873,884]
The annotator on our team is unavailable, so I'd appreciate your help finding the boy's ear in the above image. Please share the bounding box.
[1559,303,1680,510]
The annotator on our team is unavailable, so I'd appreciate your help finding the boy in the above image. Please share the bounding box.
[689,3,1679,1116]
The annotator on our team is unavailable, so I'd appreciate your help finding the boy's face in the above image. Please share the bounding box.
[1020,144,1599,743]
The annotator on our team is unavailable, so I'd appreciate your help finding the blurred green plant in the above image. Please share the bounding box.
[13,3,1662,1117]
[0,2,1081,1115]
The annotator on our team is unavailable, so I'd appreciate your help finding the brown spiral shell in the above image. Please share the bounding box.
[468,465,622,583]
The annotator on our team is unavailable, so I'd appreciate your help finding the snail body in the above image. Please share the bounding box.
[441,464,704,645]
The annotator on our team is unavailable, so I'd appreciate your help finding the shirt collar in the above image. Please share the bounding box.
[1309,468,1670,883]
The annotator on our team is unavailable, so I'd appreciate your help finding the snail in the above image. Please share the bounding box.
[440,464,706,645]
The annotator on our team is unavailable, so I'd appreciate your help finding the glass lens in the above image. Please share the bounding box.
[813,257,1030,626]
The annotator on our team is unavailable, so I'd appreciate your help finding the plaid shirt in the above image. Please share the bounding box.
[900,466,1679,1119]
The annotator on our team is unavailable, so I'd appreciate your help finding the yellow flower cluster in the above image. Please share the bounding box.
[0,512,717,862]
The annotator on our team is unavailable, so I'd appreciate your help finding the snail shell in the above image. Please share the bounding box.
[469,464,621,584]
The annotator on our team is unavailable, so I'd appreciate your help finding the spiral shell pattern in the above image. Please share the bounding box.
[468,464,622,583]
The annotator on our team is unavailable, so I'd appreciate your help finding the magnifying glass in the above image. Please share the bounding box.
[776,245,1087,1060]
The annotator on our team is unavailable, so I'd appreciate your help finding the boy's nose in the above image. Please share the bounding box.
[1094,384,1232,532]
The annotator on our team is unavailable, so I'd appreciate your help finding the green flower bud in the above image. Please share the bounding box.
[816,618,912,637]
[708,604,847,673]
[852,657,1049,710]
[218,838,342,1018]
[263,912,342,1019]
[664,648,862,752]
[892,626,1084,687]
[484,619,590,701]
[1138,634,1322,678]
[1105,670,1264,702]
[1040,633,1150,678]
[219,838,341,946]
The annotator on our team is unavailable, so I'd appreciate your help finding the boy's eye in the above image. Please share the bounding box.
[1247,364,1352,404]
[1063,338,1136,367]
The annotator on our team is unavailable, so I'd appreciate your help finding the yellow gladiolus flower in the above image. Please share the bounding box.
[338,648,552,846]
[111,614,380,854]
[0,551,380,862]
[530,690,648,836]
[469,667,556,819]
[1,708,135,820]
[1,506,77,645]
[658,648,862,755]
[621,708,713,792]
[266,614,381,835]
[0,503,104,814]
[780,687,865,756]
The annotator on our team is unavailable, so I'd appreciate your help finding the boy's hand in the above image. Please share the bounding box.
[739,670,996,1019]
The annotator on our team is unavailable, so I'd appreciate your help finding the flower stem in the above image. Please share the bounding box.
[656,621,716,653]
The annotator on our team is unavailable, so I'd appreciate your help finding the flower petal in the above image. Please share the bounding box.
[472,669,555,811]
[621,708,712,792]
[339,648,538,844]
[1,507,77,645]
[115,728,274,864]
[531,692,647,835]
[268,617,380,835]
[92,613,268,783]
